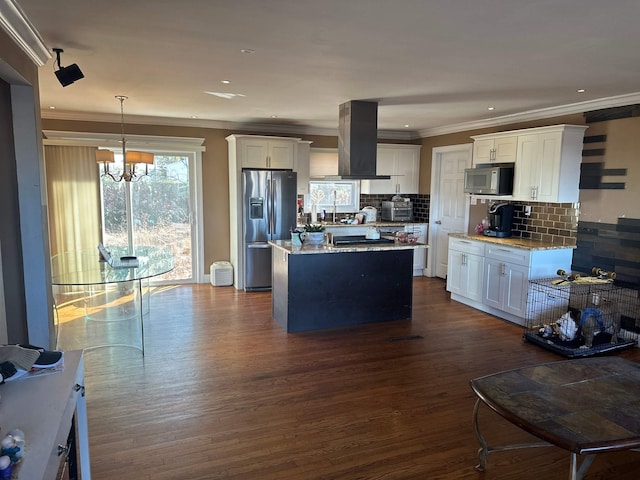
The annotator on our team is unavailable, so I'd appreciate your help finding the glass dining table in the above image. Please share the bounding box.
[51,245,174,355]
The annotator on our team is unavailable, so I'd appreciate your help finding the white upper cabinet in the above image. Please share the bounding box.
[471,124,587,203]
[295,141,312,194]
[361,144,421,195]
[472,135,517,165]
[512,125,587,203]
[229,135,298,170]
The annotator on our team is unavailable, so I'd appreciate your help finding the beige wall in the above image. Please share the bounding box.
[42,108,640,275]
[578,116,640,223]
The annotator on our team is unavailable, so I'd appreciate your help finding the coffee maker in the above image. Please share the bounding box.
[484,202,515,238]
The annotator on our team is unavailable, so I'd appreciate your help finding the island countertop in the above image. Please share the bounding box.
[269,239,428,255]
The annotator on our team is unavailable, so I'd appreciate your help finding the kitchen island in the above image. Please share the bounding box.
[269,240,427,333]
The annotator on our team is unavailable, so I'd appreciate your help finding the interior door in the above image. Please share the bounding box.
[429,145,472,278]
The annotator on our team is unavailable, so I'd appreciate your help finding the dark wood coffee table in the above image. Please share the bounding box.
[470,357,640,480]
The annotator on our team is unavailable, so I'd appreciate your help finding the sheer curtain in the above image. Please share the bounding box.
[45,145,101,255]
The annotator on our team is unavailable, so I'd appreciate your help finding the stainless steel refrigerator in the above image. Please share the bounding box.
[243,169,297,291]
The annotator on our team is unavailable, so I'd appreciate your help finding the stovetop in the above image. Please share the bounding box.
[332,235,395,246]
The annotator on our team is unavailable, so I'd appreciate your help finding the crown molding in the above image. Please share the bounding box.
[418,92,640,138]
[42,130,206,152]
[0,0,51,66]
[41,109,422,141]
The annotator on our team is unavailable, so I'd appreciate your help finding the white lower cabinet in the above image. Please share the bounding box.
[482,257,529,317]
[447,238,484,301]
[447,236,573,326]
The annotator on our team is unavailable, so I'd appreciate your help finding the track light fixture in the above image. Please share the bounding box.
[52,48,84,87]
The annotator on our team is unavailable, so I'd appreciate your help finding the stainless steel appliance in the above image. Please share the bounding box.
[484,202,515,238]
[464,164,514,195]
[381,201,413,222]
[332,236,395,246]
[243,169,297,291]
[320,100,391,180]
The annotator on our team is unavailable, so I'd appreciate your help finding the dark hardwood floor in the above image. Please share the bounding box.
[64,277,640,479]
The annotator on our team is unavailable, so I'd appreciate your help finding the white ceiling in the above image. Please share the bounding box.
[14,0,640,138]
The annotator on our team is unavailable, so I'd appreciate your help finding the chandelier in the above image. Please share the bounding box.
[96,95,154,182]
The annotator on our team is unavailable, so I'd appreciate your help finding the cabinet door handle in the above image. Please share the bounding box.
[435,220,442,224]
[462,253,467,266]
[501,263,506,276]
[74,383,86,397]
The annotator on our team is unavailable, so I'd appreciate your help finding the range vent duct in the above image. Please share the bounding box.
[323,100,390,180]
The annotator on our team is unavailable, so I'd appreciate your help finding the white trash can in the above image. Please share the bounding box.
[210,261,233,286]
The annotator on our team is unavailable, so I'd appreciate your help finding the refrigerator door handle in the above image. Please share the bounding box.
[247,243,271,249]
[271,181,277,235]
[266,178,273,235]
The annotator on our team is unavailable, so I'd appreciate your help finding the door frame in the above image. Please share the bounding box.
[44,132,206,283]
[427,143,473,277]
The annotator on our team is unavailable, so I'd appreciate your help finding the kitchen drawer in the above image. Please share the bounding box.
[449,237,485,256]
[45,362,85,479]
[485,244,531,267]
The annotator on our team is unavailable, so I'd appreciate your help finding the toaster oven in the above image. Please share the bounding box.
[381,201,413,222]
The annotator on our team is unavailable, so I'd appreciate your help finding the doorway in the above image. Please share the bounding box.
[427,144,472,278]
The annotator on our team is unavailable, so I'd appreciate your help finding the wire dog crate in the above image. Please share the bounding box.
[523,275,639,357]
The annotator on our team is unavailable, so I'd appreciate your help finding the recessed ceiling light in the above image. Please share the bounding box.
[404,124,410,128]
[241,48,255,54]
[191,115,198,119]
[220,80,231,84]
[49,106,56,109]
[488,107,495,111]
[577,88,586,93]
[204,91,246,99]
[271,115,278,118]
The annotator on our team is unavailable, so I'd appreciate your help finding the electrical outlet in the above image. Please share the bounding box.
[524,205,532,216]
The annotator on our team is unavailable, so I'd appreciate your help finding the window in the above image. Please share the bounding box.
[100,152,196,283]
[306,180,360,214]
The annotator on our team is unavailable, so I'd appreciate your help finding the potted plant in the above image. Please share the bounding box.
[302,223,326,246]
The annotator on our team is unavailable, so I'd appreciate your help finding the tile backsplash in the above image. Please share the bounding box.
[470,201,579,246]
[297,193,431,224]
[511,202,579,246]
[360,194,430,223]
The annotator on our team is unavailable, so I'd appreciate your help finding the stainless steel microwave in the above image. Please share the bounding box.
[464,165,514,195]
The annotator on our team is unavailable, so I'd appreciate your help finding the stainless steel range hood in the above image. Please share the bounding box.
[323,100,390,180]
